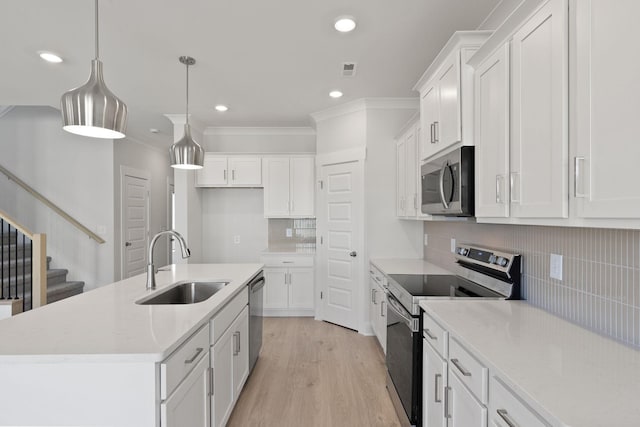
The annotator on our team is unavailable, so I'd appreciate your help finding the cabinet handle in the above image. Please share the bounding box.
[433,121,439,143]
[574,156,587,198]
[444,386,452,419]
[509,172,520,204]
[497,409,519,427]
[223,170,227,181]
[282,261,294,264]
[430,123,435,144]
[184,347,204,364]
[424,328,437,341]
[207,367,214,397]
[232,170,236,181]
[496,175,502,204]
[434,373,442,403]
[380,300,386,317]
[413,194,418,210]
[371,289,376,304]
[451,358,472,377]
[233,331,240,356]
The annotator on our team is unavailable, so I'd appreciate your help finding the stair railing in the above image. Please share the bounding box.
[0,164,105,244]
[0,209,46,314]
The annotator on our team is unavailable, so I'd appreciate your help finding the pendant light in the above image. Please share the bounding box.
[60,0,127,139]
[169,56,204,169]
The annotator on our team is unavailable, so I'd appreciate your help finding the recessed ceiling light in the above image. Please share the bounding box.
[215,105,229,112]
[329,90,343,99]
[334,16,356,33]
[38,51,63,63]
[149,128,160,134]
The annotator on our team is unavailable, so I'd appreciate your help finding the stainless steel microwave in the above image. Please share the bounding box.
[421,146,474,216]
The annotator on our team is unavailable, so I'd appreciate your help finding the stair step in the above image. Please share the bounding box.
[47,281,85,304]
[0,242,32,258]
[0,255,52,272]
[0,268,68,289]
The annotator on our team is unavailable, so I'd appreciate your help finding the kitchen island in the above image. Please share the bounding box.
[0,263,263,427]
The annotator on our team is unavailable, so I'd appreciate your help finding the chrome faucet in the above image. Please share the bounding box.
[146,230,191,290]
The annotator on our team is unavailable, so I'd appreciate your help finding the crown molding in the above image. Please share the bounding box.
[163,114,206,136]
[203,127,316,136]
[310,98,419,123]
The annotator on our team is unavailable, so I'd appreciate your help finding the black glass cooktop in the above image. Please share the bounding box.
[388,274,504,298]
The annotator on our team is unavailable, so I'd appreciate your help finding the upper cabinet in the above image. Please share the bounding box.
[573,0,640,218]
[396,116,431,220]
[414,31,492,162]
[196,155,262,187]
[263,156,315,218]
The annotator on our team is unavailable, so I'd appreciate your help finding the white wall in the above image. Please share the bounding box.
[315,109,367,155]
[203,129,315,153]
[0,106,114,290]
[477,0,523,30]
[201,189,267,263]
[113,137,173,280]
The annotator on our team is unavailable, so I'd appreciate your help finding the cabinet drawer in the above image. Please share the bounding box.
[448,337,488,404]
[261,255,314,268]
[161,323,210,400]
[210,288,249,345]
[368,265,386,288]
[422,312,448,359]
[489,376,550,427]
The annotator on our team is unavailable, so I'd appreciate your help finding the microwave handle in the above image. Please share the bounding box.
[439,160,450,209]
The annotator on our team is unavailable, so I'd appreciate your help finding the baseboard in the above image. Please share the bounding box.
[264,308,315,317]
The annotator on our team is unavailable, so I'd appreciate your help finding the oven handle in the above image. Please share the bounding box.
[386,292,417,332]
[438,160,450,210]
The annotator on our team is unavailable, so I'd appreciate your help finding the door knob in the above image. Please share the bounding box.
[125,242,132,247]
[349,251,357,257]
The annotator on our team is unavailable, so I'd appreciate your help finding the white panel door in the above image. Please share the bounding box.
[197,155,228,186]
[574,0,640,217]
[423,339,447,427]
[448,367,487,427]
[420,84,440,160]
[405,127,418,217]
[320,161,360,331]
[161,355,210,427]
[263,157,290,217]
[290,157,315,217]
[510,0,568,218]
[212,326,234,427]
[263,268,288,309]
[123,174,149,278]
[396,140,406,217]
[475,44,510,218]
[437,51,462,148]
[288,268,314,309]
[231,306,249,401]
[228,157,262,186]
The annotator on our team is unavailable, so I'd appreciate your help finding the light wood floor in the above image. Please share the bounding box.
[227,317,401,427]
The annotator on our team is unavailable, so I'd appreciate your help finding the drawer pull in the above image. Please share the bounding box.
[233,331,241,356]
[424,328,437,340]
[282,261,294,264]
[451,358,472,377]
[444,386,451,419]
[497,409,519,427]
[434,373,442,403]
[184,347,204,364]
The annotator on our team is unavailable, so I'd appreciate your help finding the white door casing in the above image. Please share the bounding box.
[318,161,361,331]
[121,168,150,279]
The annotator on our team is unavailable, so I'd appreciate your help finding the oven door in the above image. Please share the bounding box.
[386,292,420,425]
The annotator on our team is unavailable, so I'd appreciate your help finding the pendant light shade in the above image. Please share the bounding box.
[60,0,127,139]
[170,56,204,169]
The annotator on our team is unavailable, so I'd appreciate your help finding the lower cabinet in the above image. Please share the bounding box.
[369,265,387,353]
[447,367,487,427]
[262,254,315,316]
[161,355,211,427]
[489,376,549,427]
[422,338,446,427]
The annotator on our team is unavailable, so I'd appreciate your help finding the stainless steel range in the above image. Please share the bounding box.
[385,244,522,427]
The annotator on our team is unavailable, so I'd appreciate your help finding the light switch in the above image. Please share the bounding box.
[424,234,428,246]
[286,228,293,238]
[550,253,563,280]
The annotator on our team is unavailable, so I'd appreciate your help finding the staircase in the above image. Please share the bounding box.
[1,232,84,309]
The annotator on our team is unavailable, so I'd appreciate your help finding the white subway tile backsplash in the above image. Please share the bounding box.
[424,222,640,347]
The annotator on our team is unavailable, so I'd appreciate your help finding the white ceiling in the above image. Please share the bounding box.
[0,0,500,147]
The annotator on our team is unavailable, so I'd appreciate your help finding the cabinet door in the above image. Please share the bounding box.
[228,157,262,186]
[423,339,446,427]
[212,327,234,427]
[396,140,406,217]
[448,367,487,427]
[475,44,510,218]
[405,127,418,217]
[231,306,249,401]
[574,0,640,218]
[489,376,549,427]
[290,157,315,217]
[263,157,291,217]
[375,283,387,354]
[369,277,378,337]
[437,51,462,148]
[510,0,568,218]
[420,84,440,161]
[162,355,211,427]
[263,268,288,309]
[288,268,314,310]
[196,155,228,187]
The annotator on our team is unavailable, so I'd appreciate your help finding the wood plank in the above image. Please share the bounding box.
[227,318,401,427]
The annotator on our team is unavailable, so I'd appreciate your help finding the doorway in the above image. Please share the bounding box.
[121,167,150,279]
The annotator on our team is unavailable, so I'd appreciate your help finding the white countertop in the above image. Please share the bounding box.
[0,263,263,363]
[419,300,640,427]
[370,258,454,275]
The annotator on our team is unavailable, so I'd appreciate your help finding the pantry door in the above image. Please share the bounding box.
[319,161,362,331]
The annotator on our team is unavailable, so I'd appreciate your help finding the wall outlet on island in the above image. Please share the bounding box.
[233,235,240,244]
[424,234,428,246]
[286,228,293,238]
[451,238,456,253]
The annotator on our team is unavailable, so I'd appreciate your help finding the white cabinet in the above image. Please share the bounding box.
[474,44,510,218]
[396,138,407,217]
[396,118,430,220]
[415,32,491,162]
[489,376,549,427]
[573,0,640,218]
[196,154,262,187]
[422,337,446,427]
[261,254,314,316]
[368,265,387,353]
[263,156,315,218]
[447,366,488,427]
[510,0,568,218]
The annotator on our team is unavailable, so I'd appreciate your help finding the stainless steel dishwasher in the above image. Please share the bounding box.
[248,271,265,373]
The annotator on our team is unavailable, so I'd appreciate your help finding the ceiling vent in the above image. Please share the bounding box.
[341,62,357,77]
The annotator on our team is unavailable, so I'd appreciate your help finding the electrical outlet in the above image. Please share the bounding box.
[451,238,456,253]
[424,234,428,246]
[286,228,293,238]
[233,235,240,244]
[550,253,563,280]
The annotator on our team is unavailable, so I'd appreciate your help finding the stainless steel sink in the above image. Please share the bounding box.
[136,281,229,305]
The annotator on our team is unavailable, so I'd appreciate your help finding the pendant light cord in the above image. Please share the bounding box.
[185,61,190,126]
[94,0,99,60]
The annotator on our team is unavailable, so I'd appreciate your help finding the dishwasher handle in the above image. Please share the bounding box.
[250,277,265,293]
